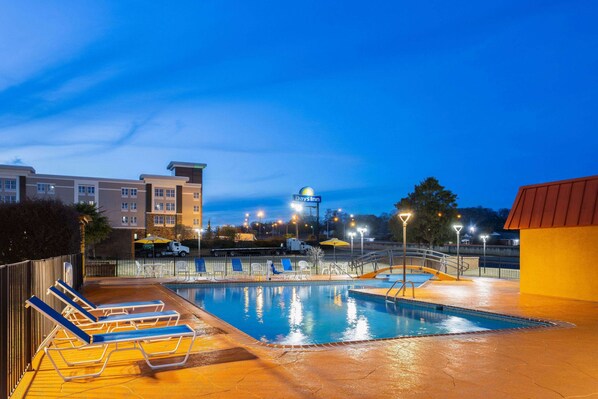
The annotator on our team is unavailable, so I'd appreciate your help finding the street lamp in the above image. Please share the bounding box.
[469,226,475,245]
[292,214,299,238]
[195,228,203,257]
[399,212,412,291]
[348,231,356,257]
[453,224,463,280]
[357,227,367,256]
[480,234,489,273]
[257,210,264,237]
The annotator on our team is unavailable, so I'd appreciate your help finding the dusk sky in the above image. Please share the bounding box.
[1,1,597,225]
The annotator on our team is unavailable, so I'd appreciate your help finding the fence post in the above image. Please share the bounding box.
[24,261,32,371]
[1,265,8,399]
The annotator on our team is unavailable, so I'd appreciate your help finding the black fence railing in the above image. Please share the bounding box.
[86,254,315,278]
[0,254,82,399]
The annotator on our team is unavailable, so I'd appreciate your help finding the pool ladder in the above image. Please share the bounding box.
[385,279,415,302]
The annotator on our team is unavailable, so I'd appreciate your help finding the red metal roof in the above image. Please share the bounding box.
[504,175,598,230]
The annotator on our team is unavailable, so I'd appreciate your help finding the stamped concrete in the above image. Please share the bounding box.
[12,277,598,398]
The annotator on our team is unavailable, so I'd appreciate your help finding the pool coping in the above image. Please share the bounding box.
[163,281,569,350]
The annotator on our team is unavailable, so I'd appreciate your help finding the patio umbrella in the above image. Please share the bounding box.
[320,238,350,264]
[134,235,171,244]
[134,235,171,257]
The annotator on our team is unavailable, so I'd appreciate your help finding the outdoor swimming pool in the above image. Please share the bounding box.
[166,279,550,345]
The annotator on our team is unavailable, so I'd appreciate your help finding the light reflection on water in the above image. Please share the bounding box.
[171,281,538,345]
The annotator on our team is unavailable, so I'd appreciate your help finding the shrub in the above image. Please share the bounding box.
[0,199,80,264]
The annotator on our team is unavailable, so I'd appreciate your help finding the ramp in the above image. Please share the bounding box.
[359,265,459,281]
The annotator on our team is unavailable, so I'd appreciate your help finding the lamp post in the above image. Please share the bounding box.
[469,226,475,245]
[357,227,367,256]
[348,231,356,257]
[480,234,489,273]
[399,213,412,290]
[257,211,264,237]
[453,224,463,280]
[195,228,202,257]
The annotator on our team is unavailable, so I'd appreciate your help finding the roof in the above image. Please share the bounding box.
[504,175,598,230]
[167,161,207,171]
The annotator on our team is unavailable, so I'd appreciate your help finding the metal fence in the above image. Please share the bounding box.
[87,255,316,278]
[0,254,82,399]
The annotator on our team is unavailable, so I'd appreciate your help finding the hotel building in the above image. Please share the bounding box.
[0,161,206,255]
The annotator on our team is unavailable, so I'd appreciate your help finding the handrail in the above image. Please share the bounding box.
[351,248,470,277]
[385,279,415,300]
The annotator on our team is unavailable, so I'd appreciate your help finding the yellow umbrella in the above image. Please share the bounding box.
[320,238,350,264]
[135,235,172,258]
[134,235,171,244]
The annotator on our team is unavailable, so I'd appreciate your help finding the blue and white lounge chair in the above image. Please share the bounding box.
[281,258,297,280]
[231,258,245,277]
[25,295,196,381]
[48,286,180,332]
[56,279,164,314]
[270,262,283,276]
[194,258,213,281]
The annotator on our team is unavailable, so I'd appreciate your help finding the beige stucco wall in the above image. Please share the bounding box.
[521,225,598,302]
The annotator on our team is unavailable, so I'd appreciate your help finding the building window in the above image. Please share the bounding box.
[154,202,164,211]
[130,188,137,197]
[130,216,137,226]
[78,185,85,194]
[5,179,16,191]
[165,203,175,211]
[193,205,199,213]
[121,202,129,211]
[165,215,176,226]
[121,188,129,197]
[130,202,137,212]
[5,195,17,203]
[193,218,199,226]
[155,188,164,197]
[37,183,55,194]
[166,189,175,198]
[0,180,2,190]
[154,215,164,226]
[87,186,95,195]
[88,200,95,206]
[121,216,128,225]
[193,192,200,200]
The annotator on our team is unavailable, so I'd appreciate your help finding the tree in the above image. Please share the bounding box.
[74,203,112,257]
[219,226,238,241]
[390,177,458,246]
[457,207,511,241]
[0,199,80,264]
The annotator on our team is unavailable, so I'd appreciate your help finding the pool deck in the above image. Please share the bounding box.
[12,276,598,398]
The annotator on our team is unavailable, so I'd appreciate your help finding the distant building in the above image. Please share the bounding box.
[0,161,206,255]
[505,175,598,301]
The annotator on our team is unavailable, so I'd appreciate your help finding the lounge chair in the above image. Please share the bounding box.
[48,286,180,332]
[250,263,264,279]
[55,279,164,314]
[231,258,245,277]
[269,262,283,277]
[175,260,190,281]
[281,258,296,280]
[298,260,311,279]
[25,295,196,381]
[194,258,213,281]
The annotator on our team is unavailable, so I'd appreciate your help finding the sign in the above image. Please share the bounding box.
[293,194,321,203]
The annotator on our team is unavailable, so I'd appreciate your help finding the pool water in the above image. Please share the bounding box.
[166,279,548,345]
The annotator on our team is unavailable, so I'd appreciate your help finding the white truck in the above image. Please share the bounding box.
[285,238,312,253]
[137,241,190,257]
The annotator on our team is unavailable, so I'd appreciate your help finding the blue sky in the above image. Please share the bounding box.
[1,0,597,225]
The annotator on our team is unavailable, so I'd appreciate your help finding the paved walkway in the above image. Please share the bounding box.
[12,277,598,398]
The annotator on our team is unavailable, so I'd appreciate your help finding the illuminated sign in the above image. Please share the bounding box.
[293,194,321,203]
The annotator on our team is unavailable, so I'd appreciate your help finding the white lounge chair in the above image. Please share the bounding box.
[56,279,164,314]
[298,260,311,279]
[25,295,196,381]
[175,261,190,281]
[48,286,180,332]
